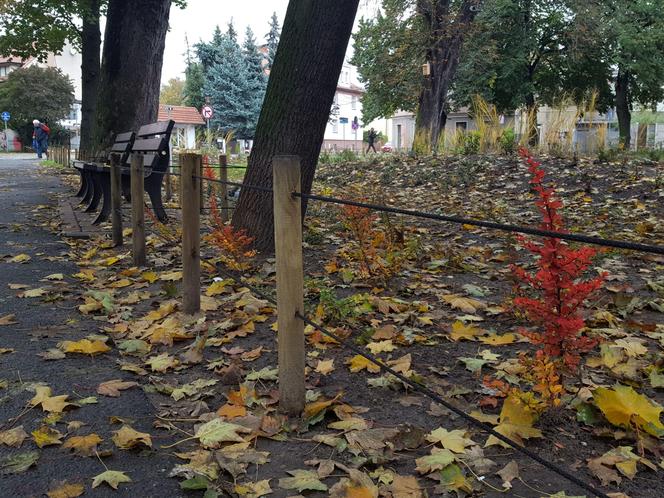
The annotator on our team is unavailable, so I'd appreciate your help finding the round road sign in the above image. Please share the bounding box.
[1,111,10,122]
[201,105,213,120]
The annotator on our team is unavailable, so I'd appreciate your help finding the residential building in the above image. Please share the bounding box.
[322,62,366,151]
[157,104,205,149]
[0,55,24,81]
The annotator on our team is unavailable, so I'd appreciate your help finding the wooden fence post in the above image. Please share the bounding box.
[219,154,229,223]
[130,153,146,266]
[110,153,123,247]
[165,155,173,201]
[273,155,305,415]
[199,157,205,214]
[181,153,201,314]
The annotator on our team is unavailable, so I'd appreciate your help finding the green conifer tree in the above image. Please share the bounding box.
[265,11,281,69]
[242,26,268,138]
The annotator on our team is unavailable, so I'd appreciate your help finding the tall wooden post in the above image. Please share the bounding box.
[273,155,305,415]
[181,153,201,314]
[110,154,123,247]
[130,153,146,266]
[219,154,229,223]
[199,158,205,214]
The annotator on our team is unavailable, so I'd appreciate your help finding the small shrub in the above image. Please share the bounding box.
[461,131,481,155]
[499,128,517,155]
[339,149,358,162]
[512,148,605,373]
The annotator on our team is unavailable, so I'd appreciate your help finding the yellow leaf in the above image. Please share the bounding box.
[206,280,228,296]
[32,425,64,447]
[9,253,31,263]
[160,271,182,281]
[441,294,486,313]
[112,425,152,449]
[612,339,648,357]
[346,355,381,373]
[304,393,343,419]
[145,353,179,372]
[20,287,48,298]
[62,434,103,456]
[92,470,131,489]
[141,271,158,283]
[449,321,485,341]
[109,279,132,289]
[426,428,474,453]
[217,403,247,419]
[479,333,516,346]
[100,256,121,266]
[315,359,335,375]
[44,273,64,281]
[593,385,664,437]
[485,395,542,448]
[29,386,72,413]
[366,340,395,354]
[145,302,177,322]
[47,482,85,498]
[60,339,110,355]
[72,269,96,282]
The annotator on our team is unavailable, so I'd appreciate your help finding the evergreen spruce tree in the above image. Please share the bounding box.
[227,19,238,44]
[242,26,268,138]
[195,25,224,71]
[183,62,205,110]
[203,33,251,137]
[265,11,281,69]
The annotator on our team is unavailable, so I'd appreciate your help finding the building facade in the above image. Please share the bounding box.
[322,63,366,151]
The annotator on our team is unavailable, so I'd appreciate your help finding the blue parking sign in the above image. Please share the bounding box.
[1,111,9,122]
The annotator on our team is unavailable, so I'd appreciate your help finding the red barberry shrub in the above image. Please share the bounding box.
[512,147,605,372]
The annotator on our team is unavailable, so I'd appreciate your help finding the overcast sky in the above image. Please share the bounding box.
[161,0,378,84]
[161,0,290,83]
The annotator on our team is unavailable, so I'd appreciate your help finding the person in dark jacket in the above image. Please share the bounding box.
[366,128,378,153]
[33,119,49,159]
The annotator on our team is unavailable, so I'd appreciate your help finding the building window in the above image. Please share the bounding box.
[456,121,468,131]
[0,66,7,77]
[332,119,338,134]
[351,95,357,110]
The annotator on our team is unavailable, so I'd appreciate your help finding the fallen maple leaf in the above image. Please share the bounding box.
[112,425,152,450]
[426,428,474,453]
[195,419,251,448]
[9,253,31,263]
[346,355,381,373]
[145,353,179,372]
[449,321,485,341]
[234,479,273,497]
[46,482,85,498]
[441,294,486,313]
[62,434,103,457]
[593,385,664,437]
[485,395,542,448]
[415,448,456,473]
[97,379,138,397]
[31,425,64,447]
[91,470,131,489]
[279,469,328,492]
[59,339,110,356]
[0,314,18,325]
[29,386,72,413]
[315,359,335,375]
[0,426,28,448]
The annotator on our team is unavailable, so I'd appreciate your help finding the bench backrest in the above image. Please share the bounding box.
[109,131,135,165]
[132,120,175,173]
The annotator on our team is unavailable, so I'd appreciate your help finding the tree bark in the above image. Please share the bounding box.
[231,0,360,253]
[79,0,101,156]
[95,0,172,148]
[415,0,480,150]
[615,68,631,149]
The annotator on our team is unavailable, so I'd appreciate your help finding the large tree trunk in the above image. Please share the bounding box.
[231,0,360,253]
[415,0,480,150]
[615,68,631,149]
[79,0,101,156]
[95,0,172,148]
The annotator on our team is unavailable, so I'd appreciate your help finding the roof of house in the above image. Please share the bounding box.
[0,55,27,65]
[158,104,206,125]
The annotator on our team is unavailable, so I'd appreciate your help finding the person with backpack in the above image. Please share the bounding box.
[366,128,378,153]
[32,119,50,159]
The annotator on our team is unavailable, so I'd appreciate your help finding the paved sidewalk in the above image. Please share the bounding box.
[0,156,182,497]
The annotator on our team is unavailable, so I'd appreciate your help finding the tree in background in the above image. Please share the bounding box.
[605,0,664,148]
[183,62,205,110]
[353,0,481,149]
[0,0,102,152]
[242,27,268,138]
[0,66,75,146]
[454,0,612,141]
[160,77,185,106]
[265,11,281,70]
[95,0,173,148]
[232,0,361,251]
[201,31,252,137]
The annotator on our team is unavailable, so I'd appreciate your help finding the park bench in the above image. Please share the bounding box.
[73,132,135,223]
[73,119,174,225]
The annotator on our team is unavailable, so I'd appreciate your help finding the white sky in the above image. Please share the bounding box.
[161,0,378,84]
[161,0,290,83]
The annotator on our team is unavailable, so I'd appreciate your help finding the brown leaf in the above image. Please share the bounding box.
[97,379,138,397]
[0,426,28,448]
[496,460,519,489]
[47,482,85,498]
[62,434,103,457]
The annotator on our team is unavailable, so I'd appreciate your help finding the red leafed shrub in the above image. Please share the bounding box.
[513,147,605,372]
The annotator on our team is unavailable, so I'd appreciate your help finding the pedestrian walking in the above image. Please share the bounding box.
[366,128,378,153]
[33,119,50,159]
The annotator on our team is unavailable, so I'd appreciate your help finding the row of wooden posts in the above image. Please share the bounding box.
[110,152,306,415]
[49,145,72,168]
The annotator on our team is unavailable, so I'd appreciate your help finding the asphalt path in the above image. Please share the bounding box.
[0,155,183,497]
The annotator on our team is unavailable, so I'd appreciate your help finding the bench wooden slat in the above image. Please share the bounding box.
[137,120,175,138]
[110,142,133,153]
[115,131,135,142]
[132,137,168,153]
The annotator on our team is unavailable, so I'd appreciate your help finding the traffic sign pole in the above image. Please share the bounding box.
[1,111,9,152]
